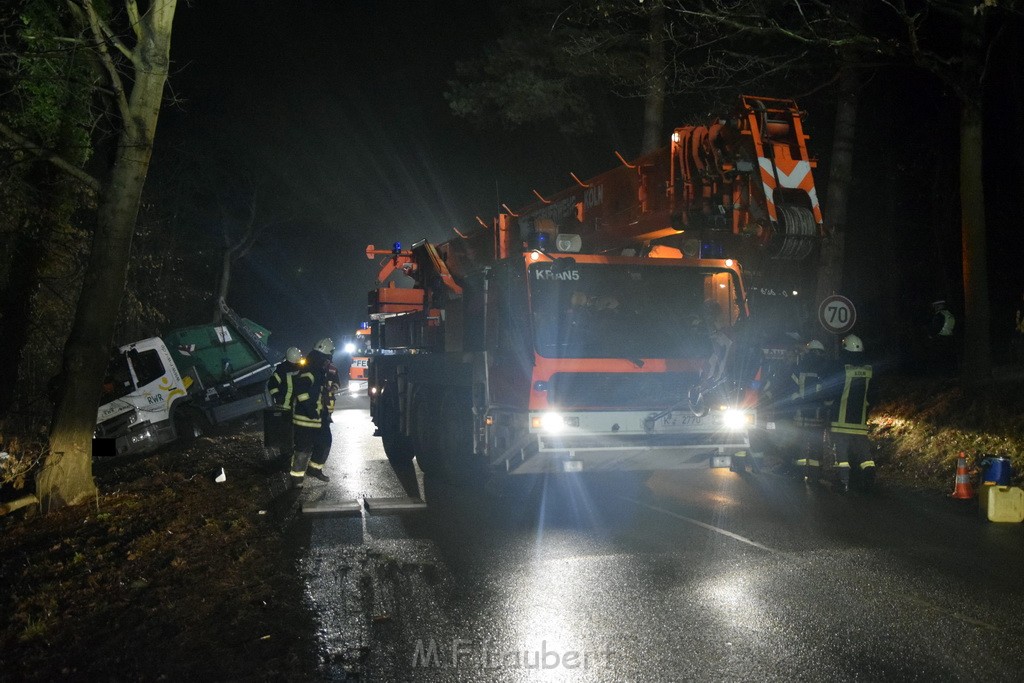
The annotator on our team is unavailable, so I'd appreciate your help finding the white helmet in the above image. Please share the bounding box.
[314,338,335,354]
[842,334,863,352]
[285,347,302,363]
[805,339,825,352]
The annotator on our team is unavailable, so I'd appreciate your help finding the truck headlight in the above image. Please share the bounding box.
[531,412,579,433]
[722,409,753,431]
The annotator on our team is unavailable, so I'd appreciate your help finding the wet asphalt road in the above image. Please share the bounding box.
[291,397,1024,682]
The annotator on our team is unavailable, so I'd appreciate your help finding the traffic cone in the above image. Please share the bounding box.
[950,451,975,500]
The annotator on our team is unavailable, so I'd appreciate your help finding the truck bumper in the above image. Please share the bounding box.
[114,420,176,457]
[504,433,748,474]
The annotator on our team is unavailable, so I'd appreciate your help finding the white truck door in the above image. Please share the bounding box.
[125,343,186,423]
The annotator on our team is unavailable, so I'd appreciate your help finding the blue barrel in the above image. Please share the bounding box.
[980,456,1013,486]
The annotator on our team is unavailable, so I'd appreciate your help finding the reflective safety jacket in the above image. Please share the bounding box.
[789,370,827,427]
[829,364,873,435]
[267,360,300,409]
[786,351,829,427]
[292,367,326,430]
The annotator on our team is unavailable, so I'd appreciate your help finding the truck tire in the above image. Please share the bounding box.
[438,390,480,485]
[381,433,415,466]
[172,406,204,441]
[412,388,441,475]
[379,387,414,466]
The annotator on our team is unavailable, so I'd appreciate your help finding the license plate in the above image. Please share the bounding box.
[563,461,583,473]
[766,422,776,430]
[664,414,702,426]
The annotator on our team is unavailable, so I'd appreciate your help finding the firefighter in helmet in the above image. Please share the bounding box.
[825,334,876,492]
[311,339,342,478]
[266,346,303,468]
[789,339,830,482]
[289,338,336,487]
[268,347,303,407]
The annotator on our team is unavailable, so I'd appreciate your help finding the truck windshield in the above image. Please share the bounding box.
[101,353,135,400]
[529,261,743,359]
[353,331,371,356]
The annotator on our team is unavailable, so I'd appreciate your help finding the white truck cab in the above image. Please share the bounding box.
[95,339,189,456]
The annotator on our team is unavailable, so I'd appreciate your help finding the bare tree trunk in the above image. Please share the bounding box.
[41,142,155,508]
[39,1,178,510]
[212,187,261,322]
[957,3,992,384]
[641,0,666,154]
[815,56,859,308]
[959,100,991,382]
[213,250,232,323]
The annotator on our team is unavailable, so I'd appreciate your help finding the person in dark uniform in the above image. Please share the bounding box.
[265,346,302,468]
[789,339,830,482]
[288,338,335,487]
[308,339,341,482]
[825,334,876,492]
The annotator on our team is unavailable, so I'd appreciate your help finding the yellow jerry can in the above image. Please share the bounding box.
[980,485,1024,523]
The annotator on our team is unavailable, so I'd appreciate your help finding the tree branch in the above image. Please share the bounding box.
[0,121,101,192]
[94,10,135,62]
[79,0,132,125]
[126,0,143,42]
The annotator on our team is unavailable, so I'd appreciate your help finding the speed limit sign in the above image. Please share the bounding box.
[818,295,856,335]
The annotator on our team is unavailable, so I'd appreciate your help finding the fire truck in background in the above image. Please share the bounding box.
[344,324,371,394]
[364,95,823,480]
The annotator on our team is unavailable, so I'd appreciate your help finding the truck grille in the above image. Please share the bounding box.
[95,411,133,439]
[547,372,698,410]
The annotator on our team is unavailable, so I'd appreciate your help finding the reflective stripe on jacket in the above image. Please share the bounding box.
[268,362,298,410]
[790,371,826,426]
[292,370,325,429]
[830,364,872,435]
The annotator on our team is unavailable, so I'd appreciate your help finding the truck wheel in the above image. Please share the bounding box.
[438,391,479,485]
[172,408,204,441]
[412,389,441,475]
[382,434,415,466]
[380,388,414,466]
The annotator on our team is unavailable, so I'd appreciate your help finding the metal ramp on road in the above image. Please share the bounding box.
[301,496,427,516]
[301,500,362,516]
[362,496,428,513]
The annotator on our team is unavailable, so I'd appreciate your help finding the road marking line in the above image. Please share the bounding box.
[622,497,781,554]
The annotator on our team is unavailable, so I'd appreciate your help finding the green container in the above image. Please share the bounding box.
[165,318,271,386]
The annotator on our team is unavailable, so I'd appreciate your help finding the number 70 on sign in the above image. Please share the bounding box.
[818,295,856,335]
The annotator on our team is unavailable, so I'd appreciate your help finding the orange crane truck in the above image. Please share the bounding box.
[364,95,822,480]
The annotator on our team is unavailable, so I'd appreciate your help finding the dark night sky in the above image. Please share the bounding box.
[156,1,638,353]
[153,2,1023,360]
